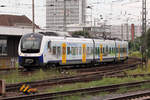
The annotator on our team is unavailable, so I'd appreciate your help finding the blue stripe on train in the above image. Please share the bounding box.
[47,57,127,63]
[18,55,43,63]
[39,55,43,63]
[19,56,22,63]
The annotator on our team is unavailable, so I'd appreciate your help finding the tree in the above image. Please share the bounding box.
[129,37,141,51]
[146,28,150,57]
[72,31,91,38]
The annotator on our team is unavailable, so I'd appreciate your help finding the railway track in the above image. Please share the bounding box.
[108,90,150,100]
[62,57,141,71]
[6,62,141,92]
[0,57,139,73]
[2,80,150,100]
[0,58,143,99]
[0,68,23,72]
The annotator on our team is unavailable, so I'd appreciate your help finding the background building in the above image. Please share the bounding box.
[46,0,86,31]
[111,25,142,40]
[0,14,71,68]
[0,14,40,68]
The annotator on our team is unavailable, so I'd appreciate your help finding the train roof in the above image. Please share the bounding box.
[22,32,128,43]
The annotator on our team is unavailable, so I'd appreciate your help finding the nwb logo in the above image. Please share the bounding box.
[20,84,37,94]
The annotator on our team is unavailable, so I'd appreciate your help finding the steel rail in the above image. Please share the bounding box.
[108,90,150,100]
[2,80,150,100]
[6,62,140,92]
[76,58,140,73]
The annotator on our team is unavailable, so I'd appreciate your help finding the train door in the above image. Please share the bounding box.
[100,44,103,62]
[62,43,66,64]
[82,44,86,63]
[118,44,120,60]
[46,41,53,62]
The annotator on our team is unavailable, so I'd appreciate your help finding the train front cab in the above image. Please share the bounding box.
[18,33,44,68]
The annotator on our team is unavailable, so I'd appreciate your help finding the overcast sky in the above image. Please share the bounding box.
[0,0,149,28]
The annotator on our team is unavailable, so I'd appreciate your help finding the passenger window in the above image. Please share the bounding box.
[109,48,111,53]
[71,47,76,55]
[112,48,114,53]
[87,47,89,55]
[120,48,121,53]
[71,47,73,55]
[74,47,77,55]
[97,47,100,55]
[116,48,118,53]
[57,46,61,58]
[106,46,108,53]
[53,46,56,55]
[79,47,82,55]
[76,47,78,55]
[95,47,97,55]
[103,47,105,53]
[48,41,51,52]
[74,47,75,55]
[67,47,70,55]
[113,48,115,53]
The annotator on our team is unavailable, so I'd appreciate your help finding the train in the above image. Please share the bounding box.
[18,32,128,68]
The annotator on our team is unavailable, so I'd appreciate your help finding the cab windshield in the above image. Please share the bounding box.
[21,33,42,53]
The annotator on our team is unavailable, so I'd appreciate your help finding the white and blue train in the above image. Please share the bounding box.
[18,33,128,68]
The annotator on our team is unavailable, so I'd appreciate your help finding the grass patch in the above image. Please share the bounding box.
[126,60,150,75]
[59,95,84,100]
[45,76,150,93]
[51,82,150,100]
[116,87,128,93]
[54,94,92,100]
[126,65,150,75]
[141,83,150,89]
[129,51,142,58]
[116,83,150,94]
[0,69,77,84]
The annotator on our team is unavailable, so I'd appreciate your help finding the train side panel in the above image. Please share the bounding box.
[43,37,94,66]
[93,39,116,63]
